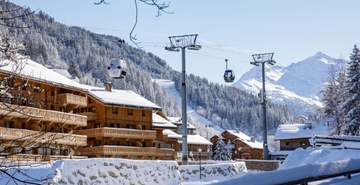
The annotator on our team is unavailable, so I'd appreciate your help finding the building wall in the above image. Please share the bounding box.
[279,138,310,150]
[0,73,88,160]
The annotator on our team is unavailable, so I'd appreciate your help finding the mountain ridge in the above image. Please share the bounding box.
[232,52,348,116]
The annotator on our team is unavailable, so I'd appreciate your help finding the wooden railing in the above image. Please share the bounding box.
[77,127,156,140]
[0,154,88,162]
[0,127,87,146]
[57,93,87,107]
[78,146,174,157]
[76,112,97,121]
[0,103,87,126]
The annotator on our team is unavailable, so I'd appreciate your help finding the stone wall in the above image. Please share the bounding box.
[244,160,281,171]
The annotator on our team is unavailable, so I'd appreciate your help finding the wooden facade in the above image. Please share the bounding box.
[73,85,175,160]
[0,72,88,161]
[279,138,309,151]
[210,131,263,160]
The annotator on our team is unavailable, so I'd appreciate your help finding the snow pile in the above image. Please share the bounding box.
[1,158,248,185]
[179,162,247,183]
[52,158,181,185]
[211,147,360,185]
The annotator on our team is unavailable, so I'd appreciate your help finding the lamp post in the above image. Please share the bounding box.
[250,53,276,160]
[165,34,201,165]
[41,137,46,161]
[198,148,202,179]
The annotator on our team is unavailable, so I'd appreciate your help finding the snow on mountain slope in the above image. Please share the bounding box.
[232,52,348,116]
[153,79,223,137]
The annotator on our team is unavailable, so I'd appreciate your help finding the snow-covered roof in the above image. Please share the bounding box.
[0,58,87,91]
[51,69,80,83]
[226,130,263,149]
[163,129,212,145]
[163,129,182,139]
[274,123,331,140]
[178,134,212,145]
[86,86,161,110]
[0,58,162,110]
[167,116,196,130]
[152,113,177,128]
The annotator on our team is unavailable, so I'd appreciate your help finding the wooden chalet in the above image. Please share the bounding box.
[272,122,331,160]
[0,59,88,161]
[74,83,175,160]
[163,117,212,162]
[211,130,263,160]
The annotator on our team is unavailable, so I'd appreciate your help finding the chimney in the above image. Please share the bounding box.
[250,136,255,142]
[105,82,112,92]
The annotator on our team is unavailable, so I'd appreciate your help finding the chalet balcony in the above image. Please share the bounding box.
[0,127,87,146]
[78,145,174,158]
[76,112,97,121]
[0,103,87,127]
[57,93,87,107]
[77,128,156,140]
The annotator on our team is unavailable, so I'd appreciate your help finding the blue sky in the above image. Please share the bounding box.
[10,0,360,85]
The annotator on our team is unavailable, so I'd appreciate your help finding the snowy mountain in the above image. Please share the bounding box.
[233,52,348,116]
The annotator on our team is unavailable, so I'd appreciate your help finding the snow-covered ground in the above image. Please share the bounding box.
[2,147,360,185]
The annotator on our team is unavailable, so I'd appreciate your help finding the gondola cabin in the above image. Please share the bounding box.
[224,69,235,83]
[108,57,127,79]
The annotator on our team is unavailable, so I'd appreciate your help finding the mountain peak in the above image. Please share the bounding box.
[314,51,326,58]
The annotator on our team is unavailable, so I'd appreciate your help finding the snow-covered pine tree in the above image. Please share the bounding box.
[213,139,232,161]
[342,45,360,135]
[322,66,347,135]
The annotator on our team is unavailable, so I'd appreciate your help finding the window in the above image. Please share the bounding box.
[285,141,290,146]
[94,123,101,128]
[126,141,134,146]
[34,84,41,93]
[142,110,145,116]
[4,121,14,128]
[60,107,66,112]
[110,141,119,145]
[300,141,306,146]
[110,123,119,128]
[21,83,27,90]
[112,107,118,114]
[127,108,133,115]
[126,124,134,129]
[94,140,101,146]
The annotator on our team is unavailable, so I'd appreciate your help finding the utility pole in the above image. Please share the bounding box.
[165,34,201,165]
[250,53,276,160]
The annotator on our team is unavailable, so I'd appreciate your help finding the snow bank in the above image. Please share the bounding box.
[179,162,247,182]
[52,158,181,185]
[0,158,247,185]
[210,147,360,185]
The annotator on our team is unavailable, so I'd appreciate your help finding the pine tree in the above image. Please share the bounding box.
[68,60,82,79]
[322,66,347,135]
[213,139,232,161]
[342,45,360,135]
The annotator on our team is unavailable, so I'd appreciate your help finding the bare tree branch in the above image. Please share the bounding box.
[94,0,109,5]
[93,0,173,47]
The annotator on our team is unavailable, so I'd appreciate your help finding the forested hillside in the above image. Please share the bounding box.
[7,2,295,138]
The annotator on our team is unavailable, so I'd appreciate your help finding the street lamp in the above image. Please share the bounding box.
[165,34,201,165]
[250,53,276,160]
[198,148,202,179]
[41,137,46,161]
